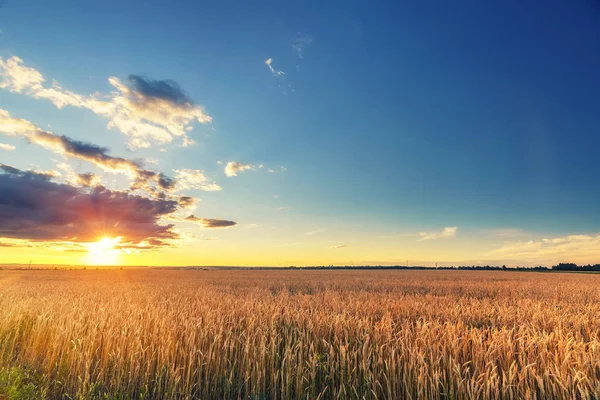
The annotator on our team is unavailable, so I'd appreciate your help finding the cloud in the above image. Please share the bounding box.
[304,228,325,236]
[267,166,287,173]
[330,244,347,249]
[174,168,221,191]
[0,164,58,181]
[0,143,15,151]
[76,173,101,187]
[177,196,196,208]
[224,161,255,177]
[481,228,529,238]
[0,165,180,247]
[0,56,45,92]
[487,234,600,264]
[0,109,176,193]
[0,237,88,252]
[185,215,237,228]
[0,56,211,148]
[293,33,313,59]
[418,227,458,241]
[104,75,211,148]
[265,58,284,76]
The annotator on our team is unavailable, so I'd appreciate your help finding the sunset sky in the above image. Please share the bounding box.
[1,1,599,267]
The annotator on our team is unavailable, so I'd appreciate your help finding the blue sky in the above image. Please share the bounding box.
[1,0,599,266]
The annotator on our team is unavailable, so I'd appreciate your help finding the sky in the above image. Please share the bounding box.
[0,0,599,267]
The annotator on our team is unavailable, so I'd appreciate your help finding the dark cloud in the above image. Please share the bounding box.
[185,215,237,228]
[127,75,193,105]
[76,173,100,187]
[201,219,237,228]
[30,130,143,176]
[0,163,22,175]
[131,169,176,192]
[0,163,57,181]
[178,196,196,208]
[0,166,179,246]
[5,116,176,192]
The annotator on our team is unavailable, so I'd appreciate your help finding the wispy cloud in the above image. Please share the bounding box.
[265,58,284,76]
[224,161,255,177]
[487,233,600,264]
[174,169,221,191]
[481,228,529,238]
[330,244,347,249]
[418,227,458,241]
[0,56,211,148]
[304,228,325,236]
[267,166,287,173]
[293,33,313,59]
[0,109,178,194]
[0,143,15,151]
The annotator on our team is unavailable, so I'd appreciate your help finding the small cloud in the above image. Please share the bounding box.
[418,227,458,241]
[330,244,347,249]
[76,173,101,187]
[224,161,255,177]
[246,223,260,229]
[304,228,325,236]
[273,194,279,199]
[174,168,221,191]
[265,58,284,77]
[178,196,197,208]
[216,160,223,165]
[267,166,287,173]
[0,143,15,151]
[276,207,288,211]
[481,228,528,238]
[293,33,313,59]
[185,215,237,228]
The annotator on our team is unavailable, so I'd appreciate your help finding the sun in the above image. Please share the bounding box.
[84,236,122,266]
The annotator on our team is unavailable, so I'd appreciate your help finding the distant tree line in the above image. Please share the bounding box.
[552,263,600,271]
[285,264,599,272]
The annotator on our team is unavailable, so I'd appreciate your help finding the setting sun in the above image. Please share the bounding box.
[84,237,122,266]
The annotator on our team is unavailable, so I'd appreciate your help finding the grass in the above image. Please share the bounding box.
[0,366,47,400]
[1,269,600,399]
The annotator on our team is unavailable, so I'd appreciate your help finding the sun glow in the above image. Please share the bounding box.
[85,236,122,266]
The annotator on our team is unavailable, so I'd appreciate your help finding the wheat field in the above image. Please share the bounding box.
[1,269,600,399]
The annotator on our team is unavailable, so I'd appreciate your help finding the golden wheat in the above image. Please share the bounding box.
[1,269,600,399]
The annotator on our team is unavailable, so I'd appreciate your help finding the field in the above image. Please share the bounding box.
[1,269,600,399]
